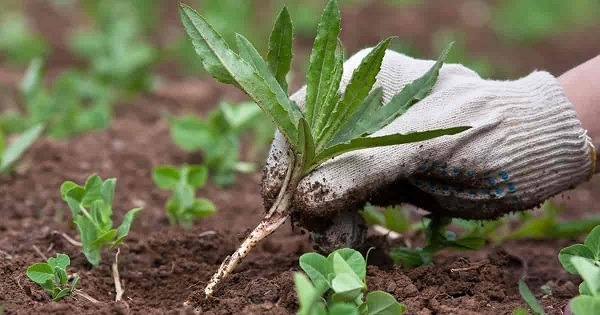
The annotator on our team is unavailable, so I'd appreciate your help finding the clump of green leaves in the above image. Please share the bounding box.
[390,216,490,267]
[499,201,600,241]
[0,12,48,65]
[3,59,112,139]
[70,0,158,95]
[557,225,600,315]
[296,248,405,314]
[0,124,43,173]
[60,174,141,266]
[169,101,270,186]
[26,253,79,301]
[180,0,469,295]
[152,165,216,228]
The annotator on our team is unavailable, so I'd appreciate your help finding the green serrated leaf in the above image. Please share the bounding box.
[235,33,297,125]
[559,244,595,274]
[0,123,44,172]
[518,280,546,315]
[312,127,470,170]
[304,0,341,128]
[334,87,383,144]
[320,37,392,148]
[267,7,293,92]
[354,43,452,141]
[365,291,407,315]
[179,4,298,147]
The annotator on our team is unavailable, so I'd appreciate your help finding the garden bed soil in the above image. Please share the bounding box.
[2,0,600,314]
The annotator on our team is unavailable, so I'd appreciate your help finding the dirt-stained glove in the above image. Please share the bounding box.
[262,49,596,229]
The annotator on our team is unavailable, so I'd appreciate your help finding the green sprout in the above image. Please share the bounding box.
[295,248,406,314]
[179,0,469,295]
[60,174,141,302]
[26,253,79,302]
[168,101,268,186]
[0,13,48,65]
[558,225,600,315]
[60,174,141,266]
[152,165,216,228]
[518,280,546,315]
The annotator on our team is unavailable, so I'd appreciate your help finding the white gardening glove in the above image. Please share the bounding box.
[262,49,595,229]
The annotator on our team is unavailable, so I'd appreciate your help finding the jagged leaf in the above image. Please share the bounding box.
[304,0,341,128]
[179,4,298,147]
[267,7,293,92]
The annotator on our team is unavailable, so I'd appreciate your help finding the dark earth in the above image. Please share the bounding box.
[1,0,600,314]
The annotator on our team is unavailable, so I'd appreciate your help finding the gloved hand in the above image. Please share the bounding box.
[261,48,595,235]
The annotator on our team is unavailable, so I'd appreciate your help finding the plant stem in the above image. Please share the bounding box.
[112,249,124,302]
[203,157,300,297]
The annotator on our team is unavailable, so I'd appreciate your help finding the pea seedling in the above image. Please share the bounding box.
[152,165,216,228]
[26,253,79,302]
[61,174,141,301]
[390,216,489,267]
[517,280,546,315]
[180,0,470,295]
[168,101,266,186]
[296,248,406,314]
[556,225,600,315]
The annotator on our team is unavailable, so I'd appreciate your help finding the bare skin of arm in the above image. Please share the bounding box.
[559,55,600,169]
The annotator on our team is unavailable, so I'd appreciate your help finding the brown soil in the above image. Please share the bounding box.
[1,0,599,314]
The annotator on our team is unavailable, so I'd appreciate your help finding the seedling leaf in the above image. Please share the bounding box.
[0,124,44,172]
[153,166,180,190]
[115,208,142,244]
[518,280,546,315]
[27,263,54,284]
[559,244,595,274]
[365,291,407,315]
[328,248,366,281]
[570,295,600,315]
[571,256,600,296]
[299,252,331,292]
[584,225,600,260]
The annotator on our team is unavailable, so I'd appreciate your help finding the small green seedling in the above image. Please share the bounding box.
[7,59,112,139]
[60,174,141,266]
[70,0,157,94]
[518,280,546,315]
[391,216,488,267]
[169,101,268,186]
[0,124,43,173]
[557,225,600,315]
[359,203,410,234]
[499,201,600,241]
[26,253,79,301]
[152,165,216,228]
[296,248,406,314]
[180,0,470,295]
[0,12,48,65]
